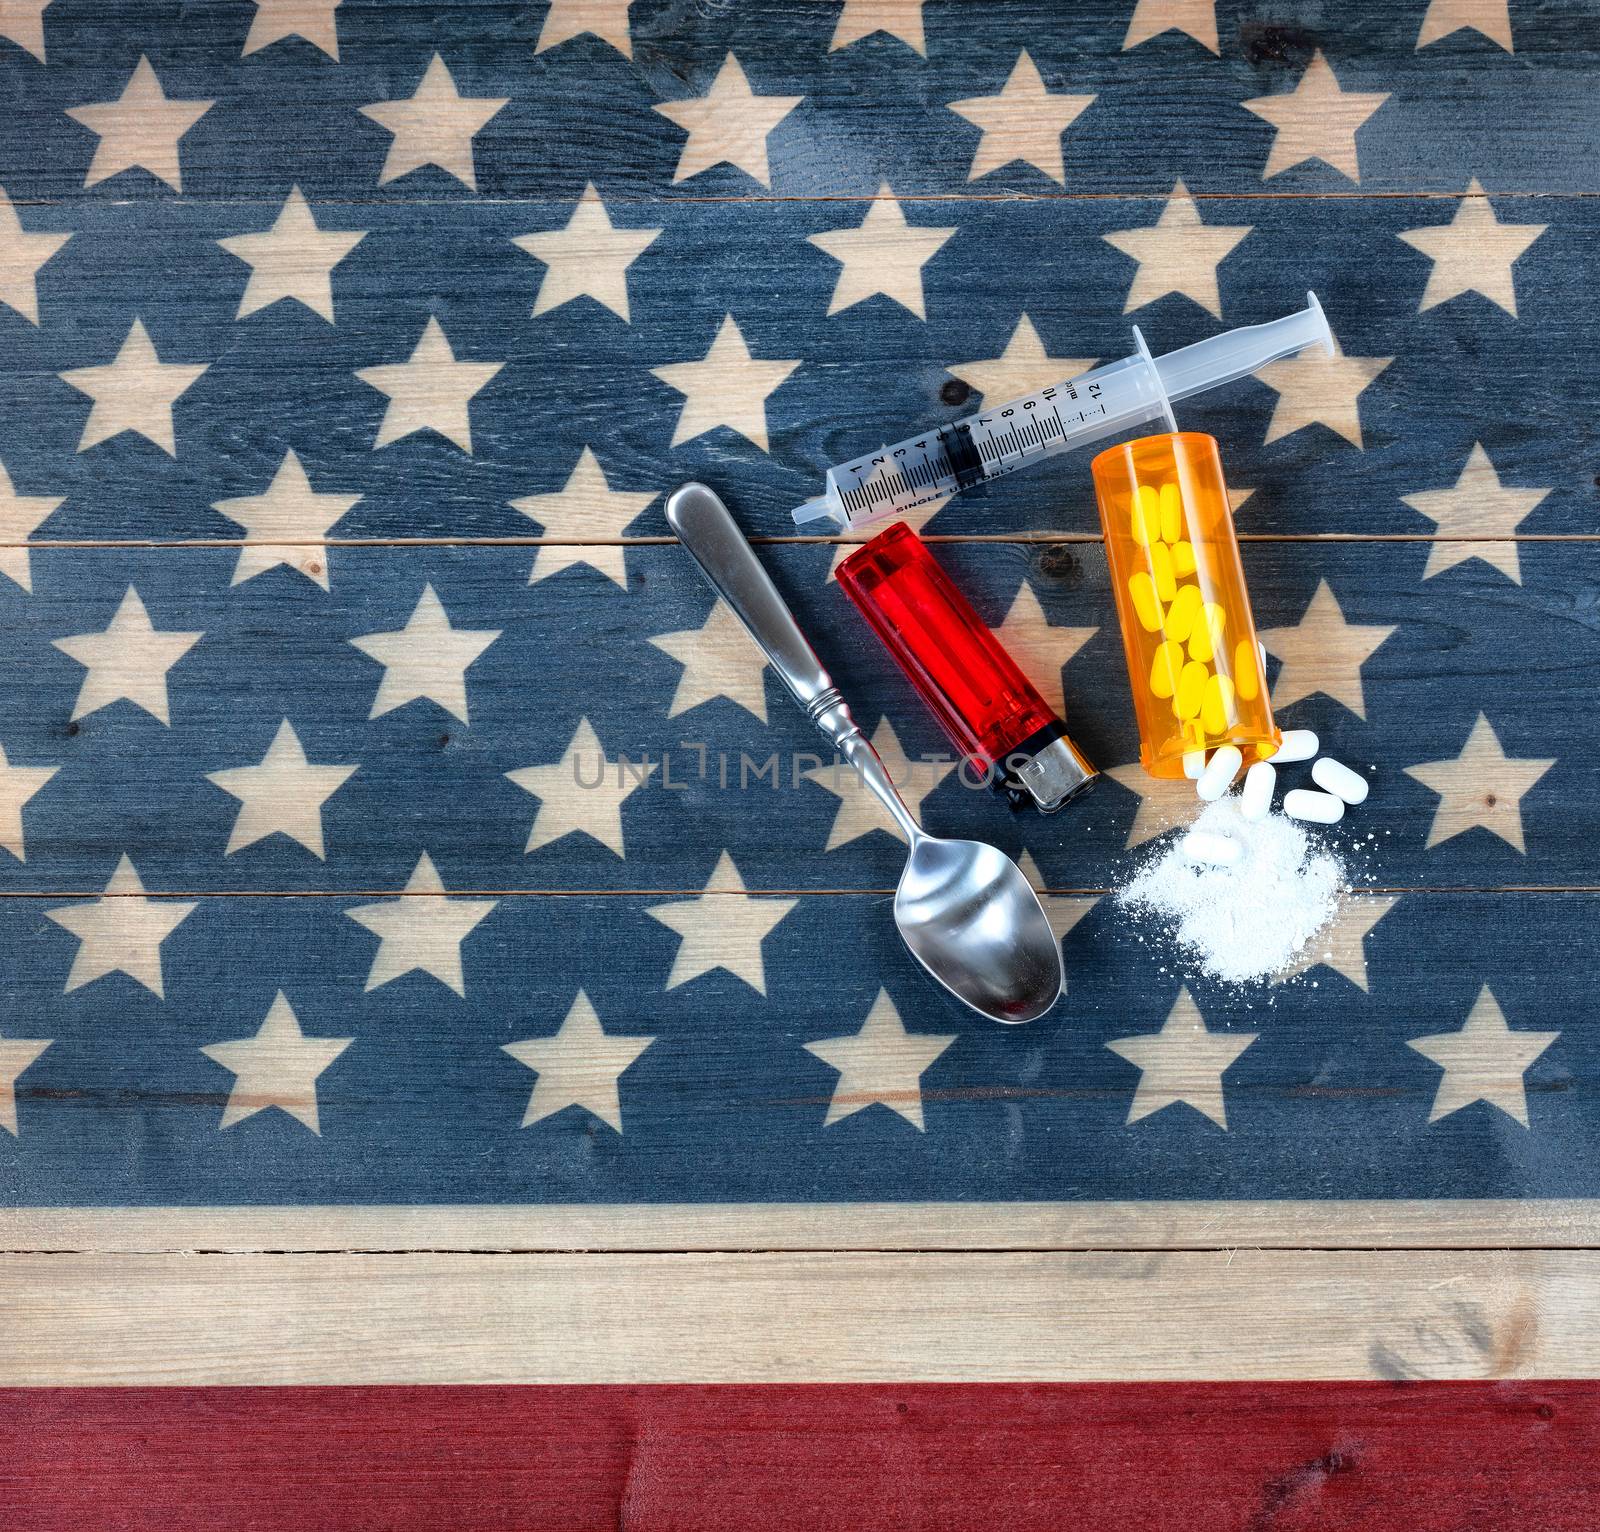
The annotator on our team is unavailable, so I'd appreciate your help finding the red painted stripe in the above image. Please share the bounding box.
[5,1382,1598,1530]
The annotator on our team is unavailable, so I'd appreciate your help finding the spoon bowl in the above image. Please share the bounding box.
[896,834,1062,1023]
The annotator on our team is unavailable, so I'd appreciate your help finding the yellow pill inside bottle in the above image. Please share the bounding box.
[1187,601,1227,664]
[1234,637,1261,701]
[1158,481,1183,543]
[1171,539,1197,578]
[1174,659,1207,719]
[1163,583,1203,642]
[1150,540,1177,602]
[1201,673,1237,734]
[1128,570,1164,631]
[1148,639,1184,698]
[1130,485,1160,546]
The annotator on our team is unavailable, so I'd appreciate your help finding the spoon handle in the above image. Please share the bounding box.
[665,482,922,841]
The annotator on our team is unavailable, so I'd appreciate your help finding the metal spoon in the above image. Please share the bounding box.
[665,482,1063,1024]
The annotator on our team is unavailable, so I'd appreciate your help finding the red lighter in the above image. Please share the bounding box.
[836,522,1096,812]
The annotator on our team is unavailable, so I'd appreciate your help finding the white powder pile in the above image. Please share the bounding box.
[1117,796,1345,984]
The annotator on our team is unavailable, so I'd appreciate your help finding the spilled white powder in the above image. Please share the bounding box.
[1117,796,1345,984]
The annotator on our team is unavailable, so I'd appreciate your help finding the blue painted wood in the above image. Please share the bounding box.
[0,888,1587,1205]
[0,539,1584,893]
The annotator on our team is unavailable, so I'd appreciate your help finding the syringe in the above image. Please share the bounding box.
[791,293,1333,530]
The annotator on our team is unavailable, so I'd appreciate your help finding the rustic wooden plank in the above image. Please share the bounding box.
[2,1,1596,200]
[0,540,1585,892]
[0,889,1590,1209]
[0,193,1589,540]
[5,1380,1599,1531]
[1,1248,1594,1382]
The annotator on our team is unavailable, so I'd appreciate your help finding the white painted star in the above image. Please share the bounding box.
[503,989,654,1132]
[513,446,656,587]
[1417,0,1512,50]
[1017,851,1099,947]
[0,185,69,324]
[645,851,797,994]
[1241,51,1388,182]
[830,0,926,52]
[218,186,366,323]
[359,53,508,190]
[1259,579,1395,720]
[512,183,661,322]
[0,456,63,591]
[45,854,196,998]
[65,56,213,192]
[1122,0,1218,52]
[648,599,770,722]
[1408,987,1557,1126]
[993,580,1096,721]
[58,318,208,456]
[1255,333,1391,449]
[243,0,341,58]
[52,586,202,725]
[1106,988,1256,1128]
[1105,762,1199,849]
[535,0,632,56]
[946,314,1093,413]
[345,852,497,996]
[356,316,504,453]
[507,716,655,858]
[1274,893,1398,992]
[804,989,956,1130]
[948,50,1095,185]
[0,1030,50,1135]
[0,0,52,60]
[651,314,800,453]
[804,717,956,850]
[348,584,500,723]
[806,184,955,320]
[1397,180,1545,317]
[206,718,358,859]
[1102,180,1252,319]
[653,53,803,188]
[211,450,361,590]
[1402,443,1548,584]
[0,742,57,862]
[201,991,352,1133]
[1403,713,1553,854]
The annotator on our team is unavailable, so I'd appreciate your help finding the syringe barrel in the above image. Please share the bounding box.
[1154,292,1331,402]
[1092,431,1279,778]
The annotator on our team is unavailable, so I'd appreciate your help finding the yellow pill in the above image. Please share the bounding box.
[1162,583,1203,642]
[1188,602,1226,664]
[1201,673,1237,735]
[1148,639,1184,698]
[1159,481,1183,543]
[1174,660,1207,720]
[1150,540,1176,602]
[1234,637,1261,701]
[1171,539,1197,578]
[1127,571,1164,632]
[1184,720,1207,753]
[1130,484,1159,546]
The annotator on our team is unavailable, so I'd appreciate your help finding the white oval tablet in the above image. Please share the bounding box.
[1240,760,1276,821]
[1182,830,1240,866]
[1284,788,1344,824]
[1183,749,1208,780]
[1196,744,1243,802]
[1311,755,1369,805]
[1271,728,1318,764]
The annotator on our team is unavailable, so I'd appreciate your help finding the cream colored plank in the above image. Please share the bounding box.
[0,1248,1590,1384]
[3,1199,1599,1254]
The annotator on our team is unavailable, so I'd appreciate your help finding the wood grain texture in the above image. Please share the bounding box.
[0,1248,1593,1383]
[5,1380,1599,1532]
[0,540,1584,891]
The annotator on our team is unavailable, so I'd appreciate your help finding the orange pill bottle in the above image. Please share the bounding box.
[1090,432,1279,779]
